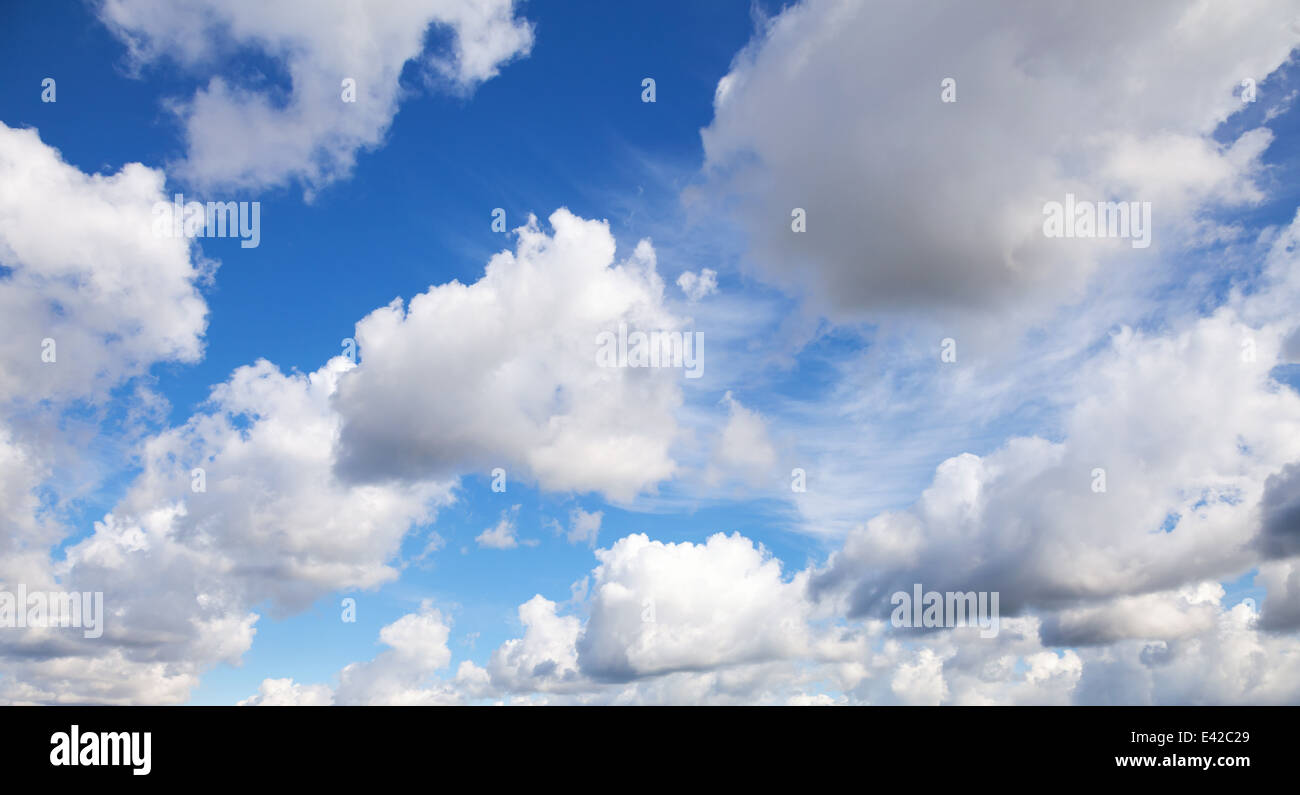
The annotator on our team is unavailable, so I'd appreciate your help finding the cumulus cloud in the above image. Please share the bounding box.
[0,123,208,405]
[476,507,521,549]
[699,0,1300,319]
[0,355,457,703]
[249,601,494,706]
[1072,598,1300,705]
[238,677,334,706]
[99,0,534,192]
[241,519,1300,705]
[0,202,691,703]
[13,1,1300,708]
[564,508,603,547]
[576,532,819,682]
[805,212,1300,670]
[1039,585,1224,647]
[243,532,876,705]
[706,391,779,488]
[0,125,221,704]
[1255,560,1300,631]
[676,268,717,301]
[485,595,584,692]
[80,357,453,604]
[333,602,461,705]
[672,3,1300,705]
[0,427,58,590]
[1258,461,1300,559]
[812,308,1300,623]
[246,602,484,706]
[332,210,686,502]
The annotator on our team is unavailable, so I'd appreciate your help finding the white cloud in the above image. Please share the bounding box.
[246,602,486,706]
[1,355,455,704]
[1072,599,1300,705]
[75,357,458,610]
[0,204,690,703]
[243,522,1300,705]
[11,1,1300,708]
[332,210,685,502]
[1040,585,1224,647]
[813,310,1300,622]
[890,648,949,706]
[99,0,534,192]
[0,123,208,405]
[699,0,1300,320]
[332,602,464,705]
[676,268,717,301]
[486,595,583,692]
[564,508,603,547]
[706,391,779,488]
[238,677,334,706]
[577,532,818,681]
[0,124,222,704]
[809,212,1300,653]
[255,531,874,704]
[476,507,521,549]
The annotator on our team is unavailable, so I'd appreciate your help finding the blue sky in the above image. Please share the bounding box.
[0,0,811,705]
[3,0,1300,705]
[0,0,758,410]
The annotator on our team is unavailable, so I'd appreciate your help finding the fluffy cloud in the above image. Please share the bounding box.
[0,202,692,703]
[237,677,334,707]
[0,355,456,704]
[333,602,461,705]
[246,602,485,706]
[1072,599,1300,705]
[676,268,717,302]
[807,212,1300,666]
[243,532,874,705]
[242,521,1300,705]
[0,426,57,589]
[13,0,1300,708]
[674,2,1300,705]
[1039,585,1224,647]
[0,125,218,704]
[332,210,685,502]
[99,0,534,192]
[706,391,779,488]
[476,507,522,549]
[812,307,1300,624]
[564,508,603,547]
[576,532,818,681]
[485,595,583,692]
[79,357,457,610]
[0,123,208,405]
[700,0,1300,319]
